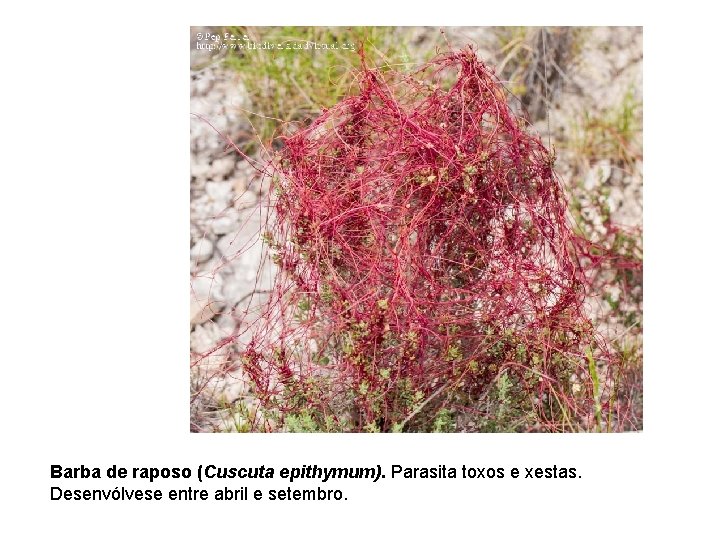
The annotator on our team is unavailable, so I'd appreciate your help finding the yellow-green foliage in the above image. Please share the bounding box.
[222,26,412,145]
[568,86,642,169]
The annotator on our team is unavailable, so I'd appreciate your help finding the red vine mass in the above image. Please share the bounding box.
[236,48,630,431]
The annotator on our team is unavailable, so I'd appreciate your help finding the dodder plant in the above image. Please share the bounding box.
[240,48,626,432]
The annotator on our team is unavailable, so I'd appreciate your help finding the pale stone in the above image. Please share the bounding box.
[191,274,225,325]
[190,237,214,263]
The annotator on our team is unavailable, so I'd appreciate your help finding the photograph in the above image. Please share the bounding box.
[189,26,643,433]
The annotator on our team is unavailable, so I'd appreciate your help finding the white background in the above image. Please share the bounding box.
[2,2,718,538]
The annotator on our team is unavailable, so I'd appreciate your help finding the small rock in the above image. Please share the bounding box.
[234,189,257,209]
[616,50,631,71]
[233,175,247,195]
[190,237,214,263]
[206,180,234,203]
[191,273,225,326]
[610,166,625,186]
[211,209,241,235]
[217,234,243,260]
[220,375,249,405]
[191,158,212,179]
[251,176,271,196]
[210,156,236,179]
[191,73,212,95]
[236,160,264,194]
[216,313,238,334]
[584,160,612,190]
[223,240,262,282]
[607,186,624,214]
[190,323,223,354]
[221,278,253,306]
[235,159,257,177]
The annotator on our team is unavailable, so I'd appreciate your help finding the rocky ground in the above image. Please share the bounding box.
[189,27,643,432]
[190,46,276,431]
